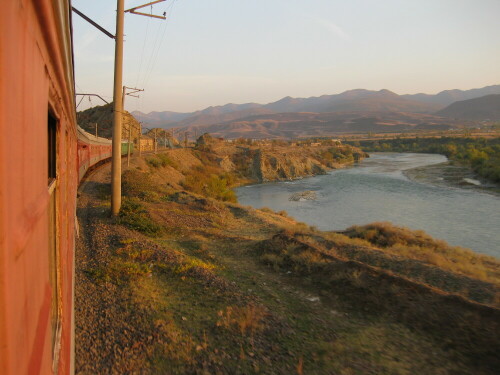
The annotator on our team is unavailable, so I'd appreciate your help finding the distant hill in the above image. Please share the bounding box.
[263,89,440,114]
[133,85,499,129]
[77,103,141,141]
[132,103,264,128]
[182,112,462,139]
[435,94,500,120]
[131,110,192,126]
[404,85,500,106]
[172,107,275,128]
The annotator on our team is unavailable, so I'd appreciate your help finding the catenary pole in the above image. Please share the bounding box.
[111,0,124,216]
[122,86,144,167]
[127,122,132,167]
[139,122,142,156]
[111,0,165,215]
[154,128,158,154]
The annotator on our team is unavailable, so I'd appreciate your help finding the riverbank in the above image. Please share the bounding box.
[403,161,500,195]
[349,136,500,184]
[75,146,500,374]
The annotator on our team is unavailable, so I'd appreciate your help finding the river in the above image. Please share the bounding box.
[236,153,500,257]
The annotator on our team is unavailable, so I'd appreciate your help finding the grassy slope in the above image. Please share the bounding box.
[76,147,500,374]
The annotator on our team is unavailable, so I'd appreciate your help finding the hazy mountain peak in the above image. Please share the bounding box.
[378,89,398,96]
[336,88,398,99]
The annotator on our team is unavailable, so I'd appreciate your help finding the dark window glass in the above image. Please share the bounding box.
[48,113,57,183]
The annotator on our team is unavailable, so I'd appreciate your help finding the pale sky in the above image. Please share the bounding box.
[72,0,500,113]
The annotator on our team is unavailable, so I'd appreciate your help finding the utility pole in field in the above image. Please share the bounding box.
[122,86,144,167]
[138,122,143,157]
[111,0,166,216]
[110,0,125,216]
[127,122,132,167]
[154,128,158,154]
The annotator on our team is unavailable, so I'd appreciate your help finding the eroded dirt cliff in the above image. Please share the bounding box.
[196,135,366,182]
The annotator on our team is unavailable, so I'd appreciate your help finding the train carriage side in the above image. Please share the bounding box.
[76,126,136,181]
[0,1,78,374]
[76,127,113,180]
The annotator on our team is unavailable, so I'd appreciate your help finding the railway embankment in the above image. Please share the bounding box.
[75,142,499,374]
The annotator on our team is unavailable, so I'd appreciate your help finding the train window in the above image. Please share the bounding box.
[47,111,62,368]
[48,113,57,184]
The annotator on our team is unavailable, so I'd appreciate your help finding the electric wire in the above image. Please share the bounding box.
[140,15,165,88]
[134,5,152,88]
[132,4,166,112]
[131,0,178,114]
[142,19,167,87]
[141,0,178,88]
[127,0,179,115]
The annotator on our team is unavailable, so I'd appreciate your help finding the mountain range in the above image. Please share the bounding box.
[182,112,464,140]
[132,85,500,130]
[435,94,500,120]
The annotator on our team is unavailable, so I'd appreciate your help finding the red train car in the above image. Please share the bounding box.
[0,0,79,373]
[77,126,113,180]
[0,0,124,372]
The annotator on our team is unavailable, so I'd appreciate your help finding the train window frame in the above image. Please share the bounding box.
[48,109,62,371]
[48,113,57,186]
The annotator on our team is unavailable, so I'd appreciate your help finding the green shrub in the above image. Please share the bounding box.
[85,260,150,284]
[156,153,179,169]
[182,170,237,203]
[146,157,162,168]
[118,198,162,236]
[122,170,157,198]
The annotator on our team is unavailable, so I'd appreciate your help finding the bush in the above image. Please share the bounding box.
[118,198,162,236]
[122,170,157,199]
[181,169,237,203]
[85,260,150,284]
[146,157,162,168]
[157,153,179,169]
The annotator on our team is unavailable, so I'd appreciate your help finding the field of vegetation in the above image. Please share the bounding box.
[349,137,500,182]
[75,142,500,374]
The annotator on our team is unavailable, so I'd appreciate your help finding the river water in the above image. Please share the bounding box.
[236,153,500,257]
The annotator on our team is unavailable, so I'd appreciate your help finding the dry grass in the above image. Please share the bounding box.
[343,222,500,285]
[172,256,216,274]
[216,304,268,336]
